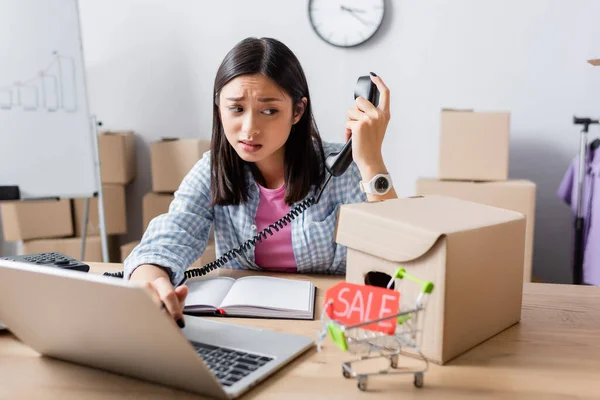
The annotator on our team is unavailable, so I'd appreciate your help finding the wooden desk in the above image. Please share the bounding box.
[1,263,599,399]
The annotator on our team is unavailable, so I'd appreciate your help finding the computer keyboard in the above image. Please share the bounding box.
[0,252,90,273]
[191,341,274,387]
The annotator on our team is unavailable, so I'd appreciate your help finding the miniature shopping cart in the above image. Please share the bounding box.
[317,268,434,392]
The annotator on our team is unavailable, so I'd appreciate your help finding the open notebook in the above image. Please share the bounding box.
[183,276,316,320]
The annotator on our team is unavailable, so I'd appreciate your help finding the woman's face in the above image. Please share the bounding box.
[218,74,304,166]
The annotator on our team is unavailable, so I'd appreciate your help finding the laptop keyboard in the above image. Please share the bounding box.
[191,341,274,387]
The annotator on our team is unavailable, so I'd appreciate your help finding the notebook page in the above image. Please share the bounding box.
[184,277,236,309]
[219,276,313,312]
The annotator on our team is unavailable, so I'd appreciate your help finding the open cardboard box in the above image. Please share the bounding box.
[336,195,526,364]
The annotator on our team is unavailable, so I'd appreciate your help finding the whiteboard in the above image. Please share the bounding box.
[0,0,99,199]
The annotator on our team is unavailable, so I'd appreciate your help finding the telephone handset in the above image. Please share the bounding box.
[104,75,380,282]
[325,75,380,177]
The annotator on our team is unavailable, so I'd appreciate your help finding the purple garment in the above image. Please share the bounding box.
[557,144,600,285]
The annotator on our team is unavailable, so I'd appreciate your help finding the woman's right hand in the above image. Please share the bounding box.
[129,264,189,328]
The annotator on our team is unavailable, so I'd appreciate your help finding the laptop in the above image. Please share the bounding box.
[0,260,314,399]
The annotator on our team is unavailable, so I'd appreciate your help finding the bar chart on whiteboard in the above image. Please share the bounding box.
[0,51,78,113]
[0,0,99,200]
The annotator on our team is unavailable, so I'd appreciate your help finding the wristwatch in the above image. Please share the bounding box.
[360,173,393,195]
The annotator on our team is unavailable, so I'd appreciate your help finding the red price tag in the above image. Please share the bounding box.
[324,282,400,334]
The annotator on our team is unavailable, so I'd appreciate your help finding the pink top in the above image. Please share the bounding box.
[253,184,298,272]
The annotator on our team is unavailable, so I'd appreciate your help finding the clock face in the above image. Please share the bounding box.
[308,0,385,48]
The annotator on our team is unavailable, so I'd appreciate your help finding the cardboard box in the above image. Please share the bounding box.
[439,109,510,181]
[0,199,73,241]
[143,192,174,231]
[120,239,216,268]
[336,195,526,364]
[98,131,136,184]
[415,178,536,282]
[22,236,119,263]
[150,138,210,193]
[73,185,127,236]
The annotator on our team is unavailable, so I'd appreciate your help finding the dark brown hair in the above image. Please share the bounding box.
[210,37,325,206]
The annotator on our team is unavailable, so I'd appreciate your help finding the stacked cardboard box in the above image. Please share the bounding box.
[0,131,136,263]
[121,138,215,269]
[415,109,537,282]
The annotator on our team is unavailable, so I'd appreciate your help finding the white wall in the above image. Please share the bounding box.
[5,0,593,282]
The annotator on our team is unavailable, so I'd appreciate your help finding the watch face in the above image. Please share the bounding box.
[374,176,389,192]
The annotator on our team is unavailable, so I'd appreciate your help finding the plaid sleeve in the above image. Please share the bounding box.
[123,152,214,285]
[343,160,369,205]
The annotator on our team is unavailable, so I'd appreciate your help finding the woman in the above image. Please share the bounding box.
[125,37,396,327]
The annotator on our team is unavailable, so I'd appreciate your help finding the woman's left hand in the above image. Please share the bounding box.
[345,73,391,176]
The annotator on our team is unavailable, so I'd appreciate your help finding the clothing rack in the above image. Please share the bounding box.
[571,116,599,284]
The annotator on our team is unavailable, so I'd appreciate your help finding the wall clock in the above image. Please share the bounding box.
[308,0,385,48]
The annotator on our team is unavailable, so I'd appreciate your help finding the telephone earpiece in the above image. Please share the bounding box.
[325,74,380,177]
[354,75,380,108]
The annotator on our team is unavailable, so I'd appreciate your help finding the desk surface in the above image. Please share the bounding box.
[1,263,599,399]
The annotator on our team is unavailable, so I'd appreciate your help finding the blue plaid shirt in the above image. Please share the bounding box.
[124,141,367,285]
